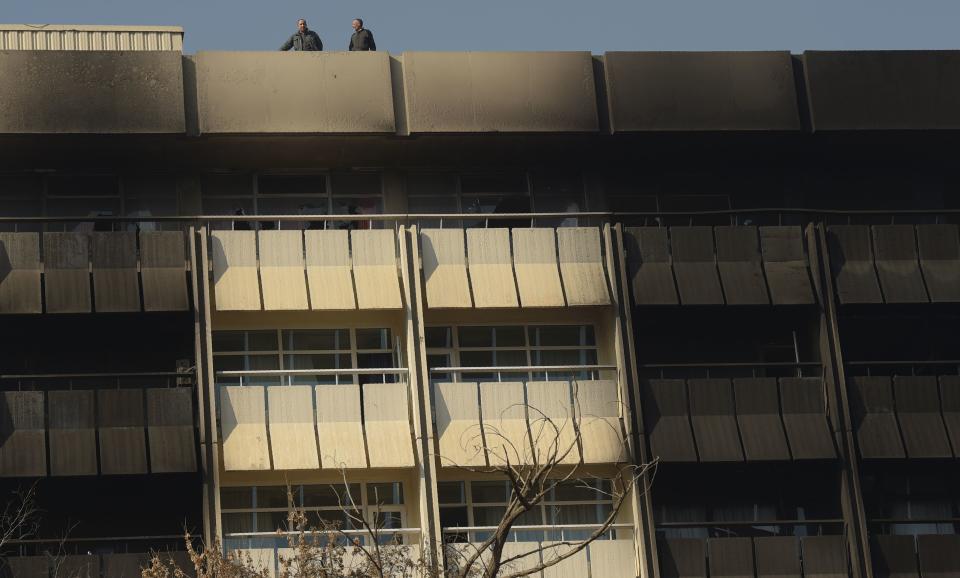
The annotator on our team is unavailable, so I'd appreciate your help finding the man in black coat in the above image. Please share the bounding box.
[280,19,323,51]
[348,18,376,51]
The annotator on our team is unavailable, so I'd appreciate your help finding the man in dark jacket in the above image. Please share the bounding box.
[280,19,323,51]
[348,19,376,51]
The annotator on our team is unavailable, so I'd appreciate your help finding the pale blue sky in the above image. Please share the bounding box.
[4,0,958,54]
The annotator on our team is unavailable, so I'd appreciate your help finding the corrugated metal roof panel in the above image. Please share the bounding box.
[0,25,182,51]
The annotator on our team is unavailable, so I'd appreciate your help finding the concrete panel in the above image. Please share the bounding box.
[258,230,308,311]
[363,382,415,468]
[870,535,919,578]
[575,379,627,464]
[670,227,724,305]
[801,535,847,578]
[58,556,99,578]
[715,226,769,305]
[140,231,189,311]
[804,50,960,130]
[0,233,41,313]
[688,379,744,462]
[733,378,791,461]
[315,384,366,469]
[557,227,610,306]
[513,228,565,307]
[759,226,815,305]
[918,534,960,578]
[304,229,356,310]
[102,553,151,578]
[779,378,836,460]
[445,543,492,577]
[0,51,184,133]
[939,376,960,456]
[480,381,530,465]
[48,390,97,476]
[754,537,800,578]
[605,51,800,131]
[643,379,698,462]
[434,381,486,467]
[267,385,319,470]
[658,538,707,578]
[893,376,951,458]
[0,391,46,477]
[466,228,519,308]
[219,385,270,471]
[91,232,140,312]
[849,376,905,459]
[917,224,960,302]
[526,381,579,464]
[624,227,679,305]
[709,537,754,578]
[540,541,588,578]
[146,388,197,473]
[403,51,598,133]
[590,539,638,578]
[826,226,883,304]
[6,556,48,578]
[43,232,91,313]
[211,230,261,311]
[195,51,395,134]
[872,225,928,303]
[421,228,472,309]
[351,229,402,310]
[97,389,147,474]
[500,542,542,577]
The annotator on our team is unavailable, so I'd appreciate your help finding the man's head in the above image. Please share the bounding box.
[352,18,363,31]
[297,19,307,33]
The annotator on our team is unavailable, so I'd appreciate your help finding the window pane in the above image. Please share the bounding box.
[438,482,465,504]
[256,486,291,508]
[473,506,507,526]
[494,327,525,347]
[256,511,290,532]
[258,175,327,196]
[440,506,469,530]
[247,331,279,351]
[286,353,351,384]
[471,481,508,503]
[309,510,350,530]
[530,325,594,347]
[222,513,254,534]
[425,327,452,349]
[331,196,383,217]
[407,174,457,196]
[284,329,347,351]
[221,487,253,509]
[493,350,527,367]
[553,479,610,501]
[47,174,119,197]
[331,173,381,196]
[458,327,493,348]
[0,174,42,198]
[460,174,527,195]
[213,331,246,352]
[356,328,391,350]
[202,173,252,197]
[368,482,403,505]
[303,484,361,508]
[459,351,494,368]
[358,353,395,383]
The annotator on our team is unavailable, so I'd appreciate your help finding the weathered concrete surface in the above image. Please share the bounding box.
[194,51,396,134]
[402,52,599,133]
[604,51,801,131]
[0,51,185,133]
[804,51,960,130]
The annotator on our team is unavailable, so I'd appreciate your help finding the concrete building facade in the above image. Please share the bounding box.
[2,25,960,578]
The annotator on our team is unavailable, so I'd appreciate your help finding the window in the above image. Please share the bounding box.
[201,172,384,230]
[221,482,406,545]
[438,479,616,543]
[212,328,396,386]
[425,324,598,384]
[862,465,960,536]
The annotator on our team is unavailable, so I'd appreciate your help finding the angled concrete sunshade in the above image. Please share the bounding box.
[643,379,698,462]
[420,228,472,308]
[304,229,356,310]
[659,538,707,578]
[670,227,724,305]
[480,381,530,465]
[779,378,836,460]
[709,537,755,578]
[714,226,769,305]
[917,224,960,302]
[826,226,883,304]
[0,391,46,477]
[211,230,261,311]
[351,229,402,310]
[893,376,951,459]
[556,227,610,306]
[194,51,395,134]
[43,232,91,313]
[466,228,519,308]
[512,228,565,307]
[759,226,815,305]
[146,388,197,473]
[754,537,801,578]
[917,535,960,578]
[849,376,905,459]
[48,390,97,476]
[362,382,415,468]
[267,385,320,470]
[624,227,679,305]
[258,230,309,311]
[315,384,366,469]
[541,541,589,578]
[687,378,745,462]
[97,389,147,475]
[219,385,270,471]
[872,225,929,303]
[733,378,791,461]
[402,51,599,133]
[0,233,41,314]
[434,382,485,467]
[525,381,579,464]
[801,535,848,578]
[140,231,189,311]
[589,539,638,578]
[91,232,141,312]
[940,376,960,456]
[575,379,627,464]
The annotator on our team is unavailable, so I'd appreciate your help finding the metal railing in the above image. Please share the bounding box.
[430,364,618,382]
[440,522,633,542]
[216,367,409,386]
[638,361,822,379]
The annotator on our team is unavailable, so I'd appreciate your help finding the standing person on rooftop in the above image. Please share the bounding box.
[280,18,323,51]
[348,18,376,51]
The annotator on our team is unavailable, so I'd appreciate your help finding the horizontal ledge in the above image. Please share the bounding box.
[441,523,634,532]
[640,362,821,369]
[225,528,423,537]
[656,519,842,528]
[218,368,409,376]
[431,365,617,373]
[0,370,191,380]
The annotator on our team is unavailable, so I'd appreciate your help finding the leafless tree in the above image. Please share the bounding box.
[0,482,40,556]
